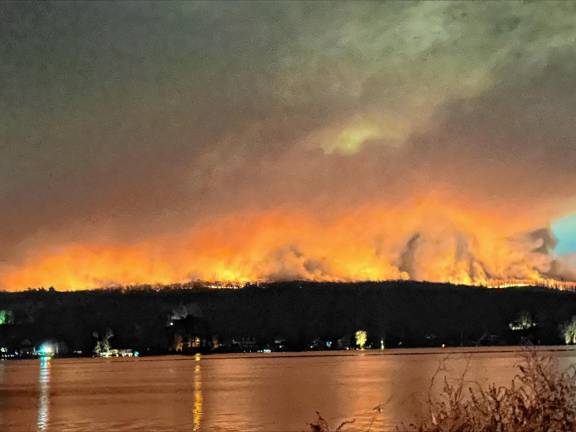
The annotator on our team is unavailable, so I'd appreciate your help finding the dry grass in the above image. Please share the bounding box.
[306,349,576,432]
[307,406,383,432]
[307,412,356,432]
[414,349,576,432]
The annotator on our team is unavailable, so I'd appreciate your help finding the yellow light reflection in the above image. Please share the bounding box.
[193,361,202,431]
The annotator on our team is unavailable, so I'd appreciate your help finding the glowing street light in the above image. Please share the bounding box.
[37,343,55,358]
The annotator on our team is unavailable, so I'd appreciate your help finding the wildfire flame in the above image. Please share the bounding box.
[1,195,572,291]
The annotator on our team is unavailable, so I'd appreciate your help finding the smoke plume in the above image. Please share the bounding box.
[1,2,576,290]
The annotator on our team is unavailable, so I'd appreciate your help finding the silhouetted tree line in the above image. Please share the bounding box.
[1,281,576,355]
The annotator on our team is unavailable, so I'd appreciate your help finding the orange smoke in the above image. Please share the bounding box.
[0,195,566,291]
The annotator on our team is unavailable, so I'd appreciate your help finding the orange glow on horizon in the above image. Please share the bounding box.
[0,195,571,291]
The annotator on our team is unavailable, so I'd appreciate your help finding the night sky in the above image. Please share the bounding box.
[2,1,576,290]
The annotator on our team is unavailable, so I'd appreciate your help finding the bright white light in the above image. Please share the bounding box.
[39,343,54,356]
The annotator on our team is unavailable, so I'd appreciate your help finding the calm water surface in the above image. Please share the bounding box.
[1,347,576,432]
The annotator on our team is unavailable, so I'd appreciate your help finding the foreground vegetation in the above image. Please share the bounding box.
[308,349,576,432]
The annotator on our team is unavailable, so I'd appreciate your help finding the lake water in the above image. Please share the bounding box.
[1,347,576,432]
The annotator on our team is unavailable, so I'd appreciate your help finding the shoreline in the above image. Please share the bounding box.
[4,345,576,363]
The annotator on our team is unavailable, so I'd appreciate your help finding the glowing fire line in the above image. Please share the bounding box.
[0,198,572,291]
